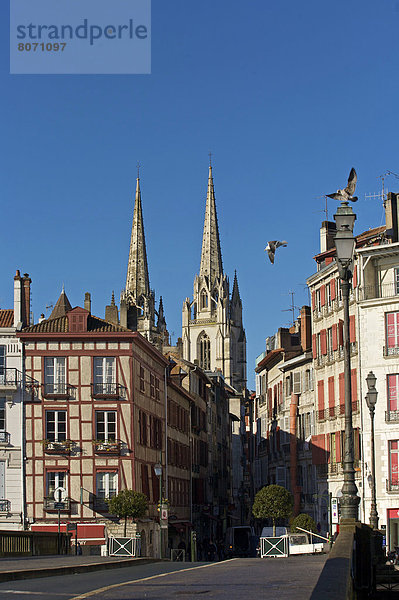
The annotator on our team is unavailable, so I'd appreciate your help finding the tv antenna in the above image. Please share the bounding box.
[45,303,53,317]
[313,195,329,221]
[365,170,399,205]
[281,290,300,325]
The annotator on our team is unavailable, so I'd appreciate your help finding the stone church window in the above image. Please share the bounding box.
[198,333,211,370]
[200,290,208,309]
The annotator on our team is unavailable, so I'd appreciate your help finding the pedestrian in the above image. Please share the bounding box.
[208,539,216,561]
[76,542,82,555]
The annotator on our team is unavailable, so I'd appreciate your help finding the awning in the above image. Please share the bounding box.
[169,520,193,529]
[31,523,106,546]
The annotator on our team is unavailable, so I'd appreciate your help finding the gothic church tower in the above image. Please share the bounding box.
[119,175,167,348]
[182,165,247,391]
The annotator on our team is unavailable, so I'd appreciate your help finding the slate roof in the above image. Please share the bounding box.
[0,310,13,328]
[49,291,72,319]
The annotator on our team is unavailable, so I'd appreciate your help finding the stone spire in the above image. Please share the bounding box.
[50,288,72,319]
[231,270,240,304]
[199,165,223,282]
[125,177,150,300]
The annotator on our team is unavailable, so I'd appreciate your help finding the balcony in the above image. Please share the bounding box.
[317,409,326,422]
[91,383,126,399]
[361,282,399,301]
[0,500,10,512]
[43,439,73,454]
[386,410,399,423]
[386,480,399,493]
[384,345,399,358]
[44,497,71,512]
[42,383,74,400]
[0,368,20,391]
[92,439,121,455]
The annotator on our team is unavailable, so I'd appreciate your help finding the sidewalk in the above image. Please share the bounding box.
[0,554,161,583]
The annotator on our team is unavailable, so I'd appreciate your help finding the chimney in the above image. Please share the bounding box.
[13,270,22,328]
[300,306,312,352]
[22,274,31,327]
[84,292,91,314]
[385,192,399,242]
[320,221,337,253]
[105,291,119,325]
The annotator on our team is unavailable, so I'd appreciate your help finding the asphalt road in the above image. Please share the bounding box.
[0,555,327,600]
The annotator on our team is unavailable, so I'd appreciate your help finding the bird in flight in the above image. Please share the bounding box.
[327,167,358,202]
[265,240,287,264]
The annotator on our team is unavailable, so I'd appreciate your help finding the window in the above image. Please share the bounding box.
[198,333,210,370]
[0,399,5,432]
[46,471,67,498]
[139,411,147,446]
[327,328,333,360]
[395,268,399,295]
[95,411,116,441]
[96,472,117,499]
[386,312,399,354]
[315,289,321,313]
[388,375,399,415]
[305,368,314,392]
[46,411,66,442]
[93,357,115,395]
[0,347,5,383]
[150,374,160,400]
[140,366,145,392]
[326,283,331,308]
[200,290,208,309]
[44,357,66,395]
[389,441,399,489]
[316,334,322,365]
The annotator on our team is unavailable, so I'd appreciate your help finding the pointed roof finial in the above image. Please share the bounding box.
[111,291,115,306]
[62,282,65,293]
[137,161,141,179]
[208,151,213,168]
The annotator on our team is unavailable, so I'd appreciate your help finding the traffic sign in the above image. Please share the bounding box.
[54,502,65,510]
[67,523,77,532]
[54,487,67,502]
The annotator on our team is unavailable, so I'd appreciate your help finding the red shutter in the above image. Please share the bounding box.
[391,441,399,485]
[339,372,345,414]
[349,315,356,343]
[312,334,317,358]
[321,330,327,355]
[336,431,341,463]
[332,324,338,351]
[351,368,357,409]
[320,285,326,306]
[317,380,325,412]
[353,265,357,288]
[326,433,331,463]
[141,464,150,498]
[331,278,336,300]
[338,320,344,346]
[328,376,335,412]
[312,291,315,310]
[311,434,326,465]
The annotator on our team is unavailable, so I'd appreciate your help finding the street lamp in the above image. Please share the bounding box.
[334,199,360,521]
[365,371,379,529]
[154,462,163,559]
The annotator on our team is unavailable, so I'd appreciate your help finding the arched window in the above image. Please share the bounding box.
[198,333,211,370]
[200,290,208,309]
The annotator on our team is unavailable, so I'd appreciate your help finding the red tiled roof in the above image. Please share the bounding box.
[23,313,130,334]
[0,310,14,328]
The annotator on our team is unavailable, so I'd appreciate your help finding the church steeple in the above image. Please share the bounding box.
[199,165,223,282]
[125,176,150,299]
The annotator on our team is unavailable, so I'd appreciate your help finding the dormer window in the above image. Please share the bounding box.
[67,307,89,332]
[200,290,208,309]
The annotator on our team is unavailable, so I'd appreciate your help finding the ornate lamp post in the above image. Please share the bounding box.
[154,462,163,558]
[365,371,379,529]
[334,199,360,521]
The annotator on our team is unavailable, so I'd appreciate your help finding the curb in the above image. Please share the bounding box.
[0,557,162,583]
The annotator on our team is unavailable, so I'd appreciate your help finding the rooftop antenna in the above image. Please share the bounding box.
[313,195,329,221]
[45,303,53,317]
[281,290,300,326]
[365,171,399,206]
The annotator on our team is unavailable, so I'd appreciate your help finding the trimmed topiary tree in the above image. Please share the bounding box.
[252,484,293,535]
[107,490,148,536]
[290,513,317,534]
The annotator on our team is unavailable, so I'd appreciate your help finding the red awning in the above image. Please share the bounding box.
[31,523,106,545]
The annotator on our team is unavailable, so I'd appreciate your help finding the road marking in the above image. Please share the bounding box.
[70,560,238,600]
[0,591,70,596]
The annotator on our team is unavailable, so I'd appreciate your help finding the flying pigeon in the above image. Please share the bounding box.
[326,167,358,202]
[265,240,287,264]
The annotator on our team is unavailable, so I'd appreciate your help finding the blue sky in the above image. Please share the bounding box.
[1,0,398,387]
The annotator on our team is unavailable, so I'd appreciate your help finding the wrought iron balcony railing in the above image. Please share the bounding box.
[91,383,126,399]
[43,439,73,454]
[384,345,399,357]
[360,282,399,301]
[44,497,71,511]
[0,499,11,512]
[0,368,20,388]
[386,479,399,492]
[92,439,121,454]
[386,410,399,423]
[42,383,75,399]
[0,432,10,444]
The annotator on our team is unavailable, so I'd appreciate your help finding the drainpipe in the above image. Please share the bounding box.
[290,393,301,516]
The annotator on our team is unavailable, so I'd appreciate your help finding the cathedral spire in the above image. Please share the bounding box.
[231,270,241,304]
[199,165,223,281]
[125,176,150,299]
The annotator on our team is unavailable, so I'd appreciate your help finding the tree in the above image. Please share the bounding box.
[290,513,317,534]
[107,490,148,536]
[252,485,293,535]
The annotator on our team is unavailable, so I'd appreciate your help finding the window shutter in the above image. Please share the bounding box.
[336,431,341,463]
[331,278,336,300]
[311,434,326,465]
[141,464,150,498]
[328,376,335,411]
[353,265,358,288]
[351,368,357,407]
[312,334,317,358]
[152,467,159,503]
[338,320,344,346]
[349,315,356,343]
[326,433,331,463]
[320,285,326,306]
[339,372,345,412]
[312,291,316,310]
[332,324,338,351]
[256,375,260,397]
[317,380,325,412]
[293,372,301,394]
[321,330,327,355]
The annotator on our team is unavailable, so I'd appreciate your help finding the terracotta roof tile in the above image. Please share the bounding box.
[0,310,13,328]
[23,313,130,334]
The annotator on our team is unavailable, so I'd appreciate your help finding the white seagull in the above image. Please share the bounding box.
[265,240,287,264]
[327,167,358,202]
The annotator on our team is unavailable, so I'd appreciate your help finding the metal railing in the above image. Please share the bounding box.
[0,368,20,387]
[384,345,399,357]
[0,432,10,444]
[386,410,399,423]
[92,439,121,454]
[43,439,73,454]
[44,497,71,511]
[360,282,399,300]
[42,383,74,398]
[91,383,126,398]
[386,480,399,492]
[0,500,10,512]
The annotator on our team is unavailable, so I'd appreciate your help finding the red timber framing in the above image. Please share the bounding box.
[18,322,169,529]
